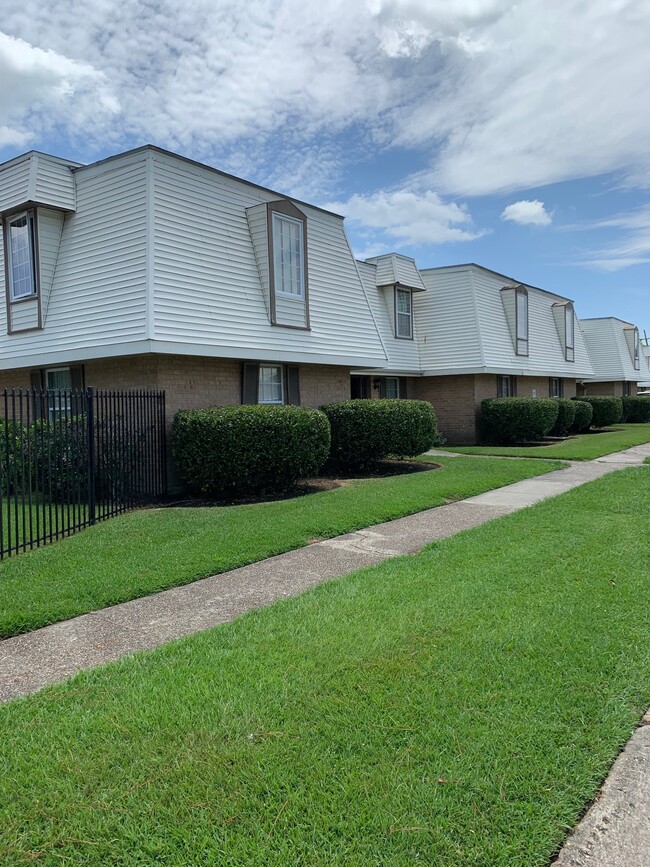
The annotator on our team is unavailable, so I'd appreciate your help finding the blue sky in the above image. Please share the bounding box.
[0,0,648,335]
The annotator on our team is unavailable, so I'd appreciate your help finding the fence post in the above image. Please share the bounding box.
[86,387,96,526]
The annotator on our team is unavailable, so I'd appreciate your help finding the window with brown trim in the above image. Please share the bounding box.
[5,211,37,301]
[272,213,304,298]
[377,377,408,398]
[515,288,528,356]
[565,305,575,362]
[241,362,301,405]
[395,288,413,339]
[549,377,564,398]
[350,375,370,399]
[497,375,517,397]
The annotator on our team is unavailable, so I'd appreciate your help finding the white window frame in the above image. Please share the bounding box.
[395,288,413,339]
[549,377,563,398]
[384,377,399,399]
[272,213,304,299]
[45,367,72,419]
[258,364,284,405]
[6,211,37,301]
[497,375,517,398]
[565,305,575,362]
[634,329,640,370]
[515,288,529,356]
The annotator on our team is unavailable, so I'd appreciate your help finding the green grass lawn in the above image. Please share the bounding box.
[1,468,648,866]
[440,423,650,460]
[0,456,563,638]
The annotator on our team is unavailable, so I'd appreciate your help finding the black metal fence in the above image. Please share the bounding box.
[0,388,166,559]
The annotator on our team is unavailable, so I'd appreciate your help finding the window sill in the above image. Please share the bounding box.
[9,293,39,305]
[275,291,305,301]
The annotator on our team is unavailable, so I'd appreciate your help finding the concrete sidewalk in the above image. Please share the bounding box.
[0,441,648,865]
[2,442,648,704]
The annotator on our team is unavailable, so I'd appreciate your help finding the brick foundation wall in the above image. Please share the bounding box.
[0,368,34,391]
[0,355,354,489]
[413,375,478,444]
[515,376,550,398]
[300,365,351,407]
[584,381,637,396]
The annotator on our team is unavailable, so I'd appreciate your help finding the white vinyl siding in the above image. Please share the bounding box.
[417,267,483,374]
[581,318,644,382]
[151,154,386,366]
[37,209,65,319]
[245,203,271,318]
[33,156,77,211]
[355,261,421,374]
[0,153,77,213]
[365,253,426,292]
[0,154,148,364]
[418,266,593,378]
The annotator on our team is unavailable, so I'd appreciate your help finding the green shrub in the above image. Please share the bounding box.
[31,417,89,502]
[576,396,623,428]
[570,400,594,433]
[549,398,577,437]
[0,421,29,496]
[171,405,331,497]
[480,398,559,444]
[621,395,650,423]
[321,399,439,472]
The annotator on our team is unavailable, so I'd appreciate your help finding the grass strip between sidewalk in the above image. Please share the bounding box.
[0,467,649,865]
[0,456,563,638]
[441,423,650,461]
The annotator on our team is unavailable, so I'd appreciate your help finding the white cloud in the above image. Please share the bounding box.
[326,187,487,248]
[569,206,650,271]
[396,0,650,195]
[0,31,118,145]
[584,257,650,272]
[1,0,649,203]
[501,200,551,226]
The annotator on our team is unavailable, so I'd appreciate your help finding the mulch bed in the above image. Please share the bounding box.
[165,459,440,508]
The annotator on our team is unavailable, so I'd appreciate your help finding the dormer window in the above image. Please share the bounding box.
[5,211,37,300]
[623,325,641,371]
[515,287,528,356]
[565,304,575,362]
[395,288,413,339]
[272,212,304,298]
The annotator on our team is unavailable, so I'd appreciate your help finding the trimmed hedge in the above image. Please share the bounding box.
[0,417,88,500]
[549,398,577,437]
[480,398,559,444]
[171,405,331,497]
[621,395,650,423]
[570,400,594,433]
[321,399,439,472]
[575,396,623,428]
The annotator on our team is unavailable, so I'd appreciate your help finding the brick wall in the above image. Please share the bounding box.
[413,375,478,444]
[299,365,351,407]
[516,376,551,398]
[584,380,637,396]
